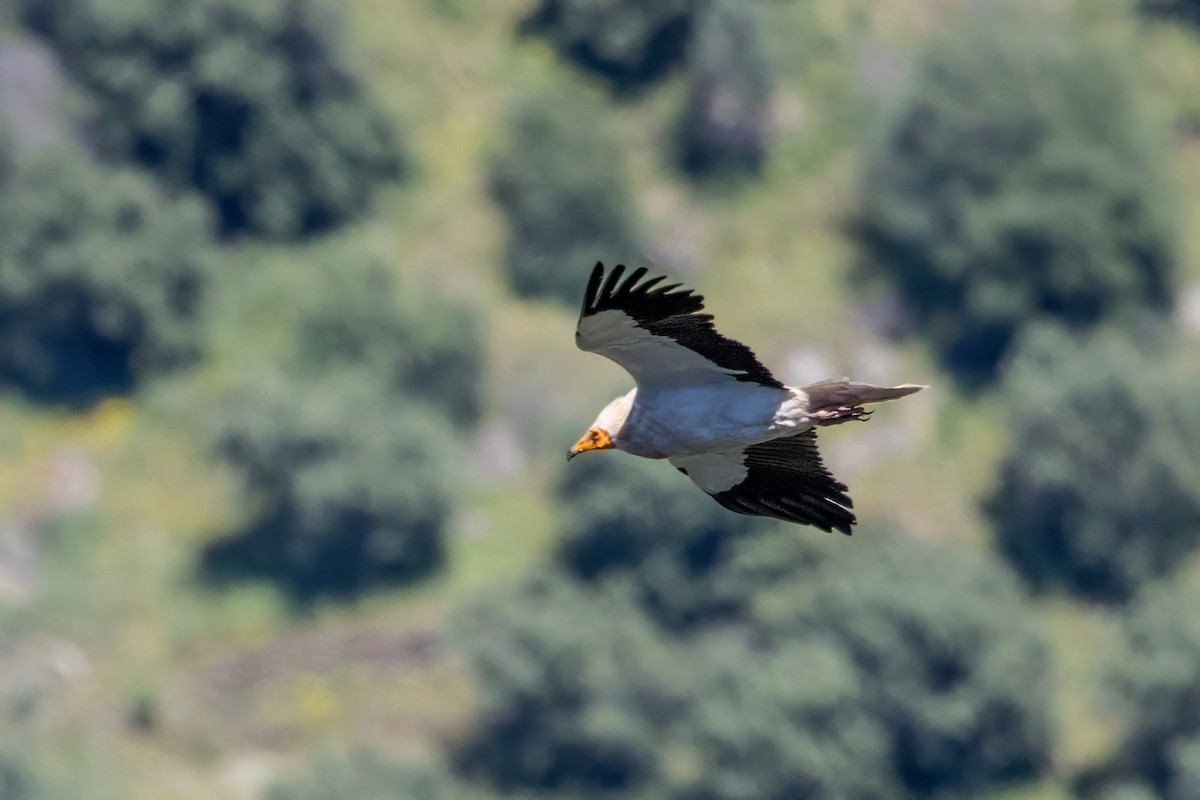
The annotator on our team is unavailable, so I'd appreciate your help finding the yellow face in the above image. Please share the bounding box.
[566,426,614,460]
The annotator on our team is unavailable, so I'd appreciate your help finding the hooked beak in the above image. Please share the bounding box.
[566,426,613,462]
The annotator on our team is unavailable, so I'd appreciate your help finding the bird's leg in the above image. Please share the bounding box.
[810,405,873,427]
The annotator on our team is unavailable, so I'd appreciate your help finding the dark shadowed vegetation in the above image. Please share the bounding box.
[1101,580,1200,799]
[448,526,1051,800]
[0,143,212,405]
[202,255,482,602]
[452,573,682,795]
[490,77,643,303]
[791,540,1053,796]
[4,1,1200,797]
[853,5,1177,387]
[675,0,774,180]
[523,0,699,91]
[293,261,486,427]
[988,327,1200,604]
[20,0,405,239]
[557,453,764,630]
[203,372,455,602]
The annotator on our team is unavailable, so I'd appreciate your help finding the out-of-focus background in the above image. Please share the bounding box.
[1,0,1200,797]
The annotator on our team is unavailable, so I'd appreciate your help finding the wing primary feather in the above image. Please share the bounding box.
[600,264,625,306]
[650,282,684,297]
[637,275,667,294]
[583,262,604,312]
[575,262,784,389]
[680,431,855,535]
[621,266,649,296]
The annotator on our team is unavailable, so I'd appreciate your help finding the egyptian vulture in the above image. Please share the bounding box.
[567,262,925,535]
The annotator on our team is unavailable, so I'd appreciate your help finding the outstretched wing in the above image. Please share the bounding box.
[575,262,783,390]
[670,430,855,534]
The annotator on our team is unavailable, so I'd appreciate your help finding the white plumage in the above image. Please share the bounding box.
[568,263,925,535]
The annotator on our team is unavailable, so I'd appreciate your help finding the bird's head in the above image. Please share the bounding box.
[567,391,633,461]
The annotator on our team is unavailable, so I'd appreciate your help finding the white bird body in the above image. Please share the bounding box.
[612,384,808,459]
[568,263,926,534]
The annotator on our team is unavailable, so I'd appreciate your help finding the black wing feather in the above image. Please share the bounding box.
[578,261,783,389]
[711,430,855,535]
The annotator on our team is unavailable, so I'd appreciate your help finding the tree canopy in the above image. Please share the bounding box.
[675,0,774,179]
[203,372,455,601]
[853,5,1177,386]
[451,529,1052,800]
[452,573,684,794]
[21,0,405,239]
[794,540,1053,796]
[987,327,1200,604]
[1106,579,1200,799]
[557,453,764,630]
[490,78,642,303]
[294,261,485,427]
[524,0,698,91]
[0,145,213,405]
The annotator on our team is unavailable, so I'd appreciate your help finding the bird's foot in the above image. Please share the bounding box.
[811,405,872,426]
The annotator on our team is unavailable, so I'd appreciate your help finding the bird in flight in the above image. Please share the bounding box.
[568,262,925,535]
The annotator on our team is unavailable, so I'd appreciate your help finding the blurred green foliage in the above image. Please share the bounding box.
[0,744,65,800]
[673,637,895,800]
[490,78,642,303]
[1105,580,1200,799]
[21,0,404,239]
[294,261,485,427]
[203,372,455,601]
[524,0,697,90]
[453,573,684,794]
[791,540,1053,797]
[558,453,762,630]
[1092,784,1159,800]
[1143,0,1200,25]
[269,752,491,800]
[452,528,1051,800]
[987,327,1200,604]
[0,145,212,405]
[675,0,773,179]
[6,1,1200,797]
[854,5,1177,387]
[0,756,35,800]
[202,255,483,601]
